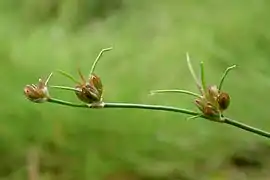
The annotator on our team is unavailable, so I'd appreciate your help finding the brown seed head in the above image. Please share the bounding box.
[74,83,102,104]
[217,92,230,110]
[24,79,49,103]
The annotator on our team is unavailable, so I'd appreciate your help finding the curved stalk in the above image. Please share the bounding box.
[218,65,236,90]
[89,47,113,76]
[47,98,270,139]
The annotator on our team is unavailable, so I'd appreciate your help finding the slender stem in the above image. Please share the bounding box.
[200,61,206,93]
[186,52,203,94]
[218,65,236,90]
[90,47,113,76]
[48,98,88,108]
[186,114,202,120]
[103,102,200,116]
[150,89,201,98]
[50,85,81,93]
[45,72,53,85]
[77,68,86,83]
[224,118,270,138]
[47,98,201,116]
[56,69,81,84]
[46,98,270,139]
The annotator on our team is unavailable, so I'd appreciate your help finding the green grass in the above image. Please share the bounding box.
[1,0,270,179]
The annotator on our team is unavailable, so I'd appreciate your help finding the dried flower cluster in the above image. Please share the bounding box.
[24,48,112,106]
[24,73,53,103]
[195,85,230,119]
[150,53,236,121]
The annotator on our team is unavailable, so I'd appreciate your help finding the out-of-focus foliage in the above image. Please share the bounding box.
[1,0,123,28]
[1,0,270,179]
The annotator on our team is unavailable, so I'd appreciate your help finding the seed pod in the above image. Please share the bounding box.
[75,83,102,104]
[74,74,103,104]
[70,69,104,104]
[217,92,230,110]
[24,79,49,103]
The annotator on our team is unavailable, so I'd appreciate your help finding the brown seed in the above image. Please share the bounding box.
[218,92,230,110]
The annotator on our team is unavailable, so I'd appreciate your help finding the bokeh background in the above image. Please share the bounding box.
[1,0,270,179]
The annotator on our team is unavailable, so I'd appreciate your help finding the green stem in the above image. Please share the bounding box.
[186,53,203,94]
[200,61,207,93]
[50,85,81,93]
[56,70,81,84]
[218,65,236,90]
[90,47,113,76]
[45,72,53,85]
[46,98,270,139]
[150,89,201,98]
[224,118,270,138]
[48,98,87,108]
[103,102,200,116]
[48,98,200,116]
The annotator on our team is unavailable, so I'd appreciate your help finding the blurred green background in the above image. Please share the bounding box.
[1,0,270,179]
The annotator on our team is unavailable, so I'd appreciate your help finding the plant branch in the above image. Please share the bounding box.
[103,102,200,116]
[149,89,201,98]
[50,85,81,93]
[224,118,270,138]
[47,98,201,116]
[48,98,88,108]
[47,98,270,139]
